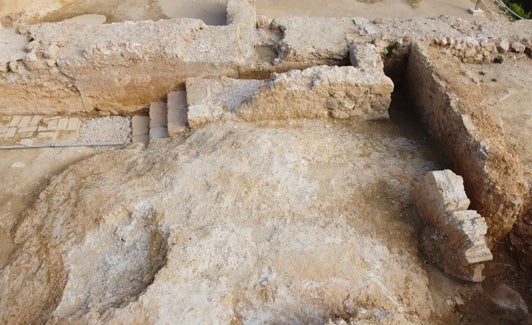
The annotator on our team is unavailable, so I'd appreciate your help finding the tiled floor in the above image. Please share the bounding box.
[0,115,82,145]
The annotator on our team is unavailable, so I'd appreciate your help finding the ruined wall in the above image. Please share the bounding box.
[1,13,531,115]
[0,19,252,115]
[406,43,527,240]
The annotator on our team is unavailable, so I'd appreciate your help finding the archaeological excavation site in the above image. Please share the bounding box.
[0,0,531,323]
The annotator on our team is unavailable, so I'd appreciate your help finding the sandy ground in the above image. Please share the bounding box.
[0,147,97,268]
[28,0,491,25]
[257,0,489,21]
[466,60,532,178]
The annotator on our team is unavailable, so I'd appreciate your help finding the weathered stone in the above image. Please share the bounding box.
[407,43,527,240]
[349,43,384,71]
[167,91,188,136]
[149,102,167,128]
[226,0,255,29]
[421,227,486,282]
[416,170,492,282]
[187,77,264,128]
[149,126,168,141]
[132,115,149,136]
[498,39,510,52]
[237,65,393,122]
[510,41,526,53]
[1,122,438,324]
[415,170,470,225]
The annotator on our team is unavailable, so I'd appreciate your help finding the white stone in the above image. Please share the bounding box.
[132,115,149,136]
[149,126,168,141]
[167,91,188,136]
[510,42,526,53]
[498,39,510,52]
[149,102,167,128]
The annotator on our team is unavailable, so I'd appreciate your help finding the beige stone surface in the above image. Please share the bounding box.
[0,120,445,324]
[406,43,527,240]
[416,170,492,282]
[237,65,393,122]
[167,91,188,136]
[187,77,264,128]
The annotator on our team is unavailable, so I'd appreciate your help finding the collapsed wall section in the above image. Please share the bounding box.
[416,170,492,282]
[406,42,527,241]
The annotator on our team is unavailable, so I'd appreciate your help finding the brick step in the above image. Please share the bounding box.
[167,91,188,136]
[149,101,168,142]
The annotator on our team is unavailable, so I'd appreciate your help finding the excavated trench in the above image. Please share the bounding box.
[0,2,531,323]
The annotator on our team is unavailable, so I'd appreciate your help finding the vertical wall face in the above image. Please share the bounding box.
[406,43,527,241]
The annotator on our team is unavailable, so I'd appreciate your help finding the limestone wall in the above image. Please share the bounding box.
[1,13,531,115]
[406,42,527,240]
[0,18,256,115]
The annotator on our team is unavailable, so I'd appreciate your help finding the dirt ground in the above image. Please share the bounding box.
[23,0,493,25]
[466,59,532,178]
[0,147,97,268]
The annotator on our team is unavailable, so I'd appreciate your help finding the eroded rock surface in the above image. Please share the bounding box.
[1,120,443,324]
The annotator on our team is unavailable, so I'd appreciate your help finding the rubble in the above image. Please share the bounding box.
[416,170,492,282]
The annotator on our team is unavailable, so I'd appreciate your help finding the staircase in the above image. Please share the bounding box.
[132,90,188,146]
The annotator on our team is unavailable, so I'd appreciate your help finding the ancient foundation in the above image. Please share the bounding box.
[0,0,531,323]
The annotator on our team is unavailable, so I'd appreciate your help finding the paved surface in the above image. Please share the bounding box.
[0,115,82,145]
[0,115,132,146]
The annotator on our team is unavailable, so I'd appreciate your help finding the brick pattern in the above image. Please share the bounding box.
[0,115,83,145]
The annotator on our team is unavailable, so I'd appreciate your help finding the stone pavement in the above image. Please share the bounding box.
[0,115,82,145]
[0,115,131,146]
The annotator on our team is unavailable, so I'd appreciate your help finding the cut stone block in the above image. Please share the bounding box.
[237,65,394,122]
[5,127,16,138]
[421,226,486,282]
[132,115,149,136]
[18,126,38,133]
[149,126,168,141]
[37,131,58,139]
[416,169,493,282]
[57,118,69,130]
[8,116,21,127]
[149,102,167,128]
[18,116,32,128]
[133,134,149,146]
[350,43,384,71]
[415,170,470,225]
[67,118,81,131]
[167,91,188,136]
[30,116,42,126]
[227,0,256,29]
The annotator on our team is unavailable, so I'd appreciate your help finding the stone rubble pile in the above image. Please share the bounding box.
[416,169,493,282]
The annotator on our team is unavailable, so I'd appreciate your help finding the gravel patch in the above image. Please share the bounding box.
[79,116,131,144]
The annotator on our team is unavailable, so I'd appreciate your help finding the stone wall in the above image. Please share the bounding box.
[1,12,531,115]
[406,42,527,240]
[0,0,260,115]
[185,44,393,128]
[416,170,492,282]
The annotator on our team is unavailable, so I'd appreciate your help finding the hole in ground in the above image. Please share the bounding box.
[53,205,169,318]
